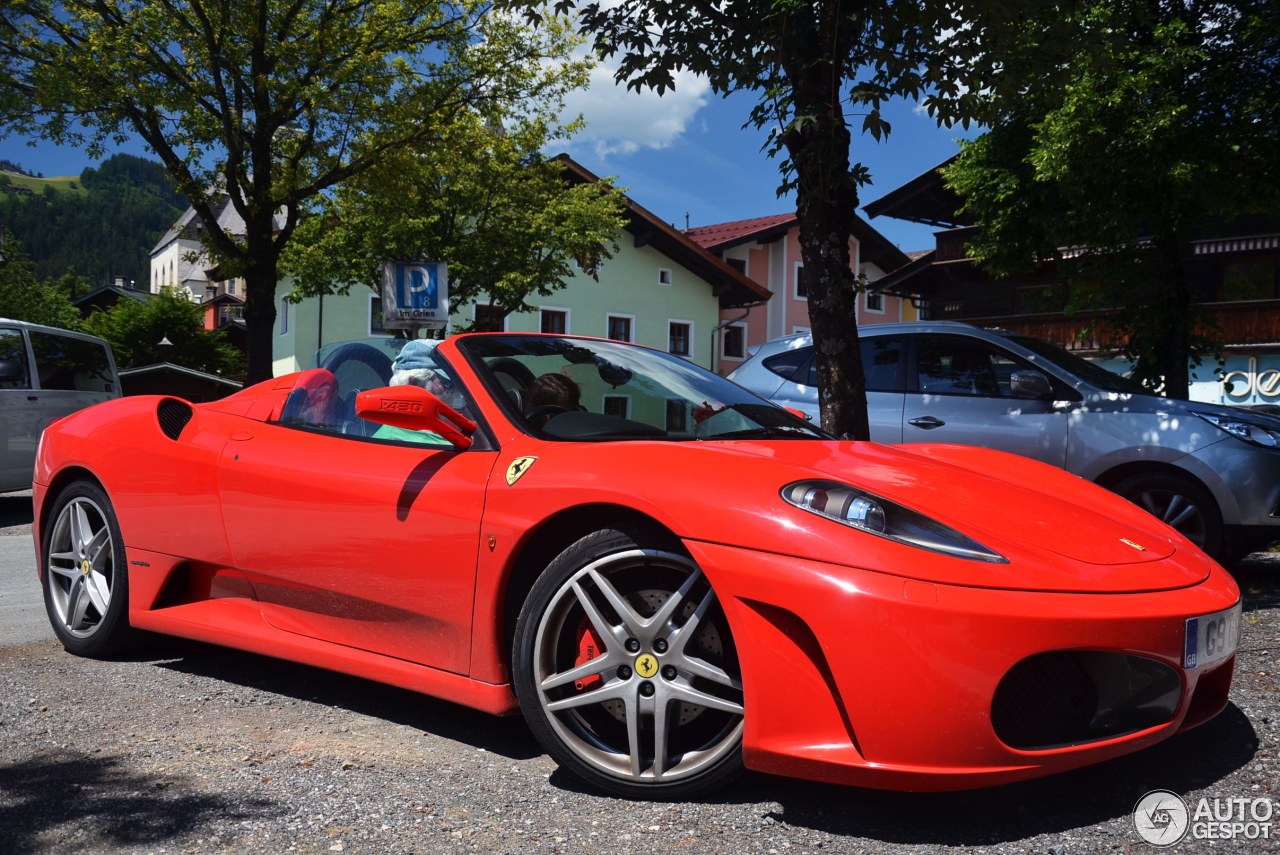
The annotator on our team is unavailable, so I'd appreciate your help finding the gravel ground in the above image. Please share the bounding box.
[1,504,1277,854]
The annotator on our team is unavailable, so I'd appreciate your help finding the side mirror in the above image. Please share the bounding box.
[784,407,811,421]
[1009,371,1053,399]
[355,385,477,449]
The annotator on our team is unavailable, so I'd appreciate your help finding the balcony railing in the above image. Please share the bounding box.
[963,300,1280,354]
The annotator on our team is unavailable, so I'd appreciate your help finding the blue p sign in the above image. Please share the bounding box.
[397,264,438,310]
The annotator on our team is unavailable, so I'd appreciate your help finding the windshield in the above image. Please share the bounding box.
[459,334,828,441]
[1005,334,1148,395]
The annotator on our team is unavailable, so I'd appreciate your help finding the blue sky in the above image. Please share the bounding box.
[559,83,976,252]
[0,71,975,254]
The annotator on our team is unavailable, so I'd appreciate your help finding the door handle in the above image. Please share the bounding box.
[908,416,946,429]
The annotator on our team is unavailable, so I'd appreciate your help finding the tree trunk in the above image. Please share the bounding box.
[241,254,280,385]
[1155,233,1192,400]
[785,90,869,439]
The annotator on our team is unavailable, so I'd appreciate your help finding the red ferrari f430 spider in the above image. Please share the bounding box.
[33,333,1241,799]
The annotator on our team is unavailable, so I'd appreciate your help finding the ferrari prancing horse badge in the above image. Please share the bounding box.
[506,456,537,486]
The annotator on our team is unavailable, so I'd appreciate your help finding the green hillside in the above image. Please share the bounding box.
[0,171,86,195]
[0,154,185,289]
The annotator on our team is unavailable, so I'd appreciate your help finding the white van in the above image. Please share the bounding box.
[0,320,120,492]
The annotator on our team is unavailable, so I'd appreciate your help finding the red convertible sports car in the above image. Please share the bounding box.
[34,333,1241,799]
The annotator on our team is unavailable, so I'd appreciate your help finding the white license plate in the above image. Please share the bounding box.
[1184,603,1242,670]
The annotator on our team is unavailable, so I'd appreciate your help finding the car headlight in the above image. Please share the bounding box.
[1194,412,1280,449]
[782,480,1008,563]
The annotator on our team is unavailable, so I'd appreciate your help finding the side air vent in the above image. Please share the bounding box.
[157,399,193,440]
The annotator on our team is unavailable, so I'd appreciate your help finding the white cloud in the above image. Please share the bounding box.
[561,56,711,158]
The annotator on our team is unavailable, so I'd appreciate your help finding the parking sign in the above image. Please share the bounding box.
[382,261,449,329]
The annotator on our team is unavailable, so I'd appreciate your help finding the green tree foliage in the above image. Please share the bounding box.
[943,0,1280,398]
[0,1,589,382]
[541,0,1038,437]
[82,287,242,375]
[284,112,627,329]
[0,230,82,328]
[0,154,183,286]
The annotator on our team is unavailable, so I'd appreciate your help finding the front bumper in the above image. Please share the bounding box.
[684,540,1240,791]
[1193,439,1280,530]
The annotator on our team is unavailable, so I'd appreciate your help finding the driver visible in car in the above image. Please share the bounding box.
[371,340,455,445]
[523,373,582,429]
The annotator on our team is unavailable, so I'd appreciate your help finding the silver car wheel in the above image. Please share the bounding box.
[46,496,116,638]
[529,547,744,787]
[1111,470,1225,559]
[1132,488,1208,545]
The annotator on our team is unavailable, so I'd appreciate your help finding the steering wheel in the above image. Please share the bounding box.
[488,357,536,388]
[524,404,569,426]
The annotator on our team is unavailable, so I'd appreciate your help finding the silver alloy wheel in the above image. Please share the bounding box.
[531,548,744,785]
[1130,488,1208,548]
[46,496,116,638]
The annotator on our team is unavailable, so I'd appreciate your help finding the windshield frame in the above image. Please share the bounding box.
[1003,333,1149,395]
[456,333,830,442]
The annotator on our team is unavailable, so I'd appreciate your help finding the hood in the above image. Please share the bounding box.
[541,438,1212,594]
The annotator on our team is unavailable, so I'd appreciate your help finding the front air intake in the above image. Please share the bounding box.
[157,399,193,440]
[992,651,1180,750]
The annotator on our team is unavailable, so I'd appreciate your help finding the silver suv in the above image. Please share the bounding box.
[0,320,119,492]
[729,322,1280,562]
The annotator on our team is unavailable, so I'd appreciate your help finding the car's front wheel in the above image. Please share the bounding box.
[1112,471,1224,560]
[513,525,744,799]
[42,480,135,657]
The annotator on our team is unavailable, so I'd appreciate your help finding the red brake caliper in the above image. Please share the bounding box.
[573,617,604,691]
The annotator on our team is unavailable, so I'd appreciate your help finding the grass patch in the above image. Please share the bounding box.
[1,170,87,195]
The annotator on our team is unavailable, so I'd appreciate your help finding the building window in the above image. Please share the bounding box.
[721,322,747,361]
[369,295,386,336]
[725,256,747,275]
[668,321,692,357]
[1220,259,1279,301]
[279,297,289,335]
[541,308,568,334]
[665,399,688,433]
[607,314,634,342]
[1015,285,1059,314]
[474,303,507,331]
[865,291,884,313]
[658,267,673,286]
[795,264,807,300]
[603,395,630,419]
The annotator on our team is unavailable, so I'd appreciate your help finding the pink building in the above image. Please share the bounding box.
[687,214,912,374]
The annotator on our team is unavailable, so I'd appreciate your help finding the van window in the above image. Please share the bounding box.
[914,334,1055,398]
[862,337,904,391]
[29,331,116,394]
[0,329,31,389]
[762,337,903,392]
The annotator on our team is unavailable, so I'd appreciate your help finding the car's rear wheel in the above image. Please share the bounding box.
[513,526,744,799]
[42,480,135,657]
[1112,472,1224,560]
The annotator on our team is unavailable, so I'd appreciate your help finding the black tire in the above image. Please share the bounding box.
[1111,472,1225,560]
[42,480,136,657]
[513,525,744,799]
